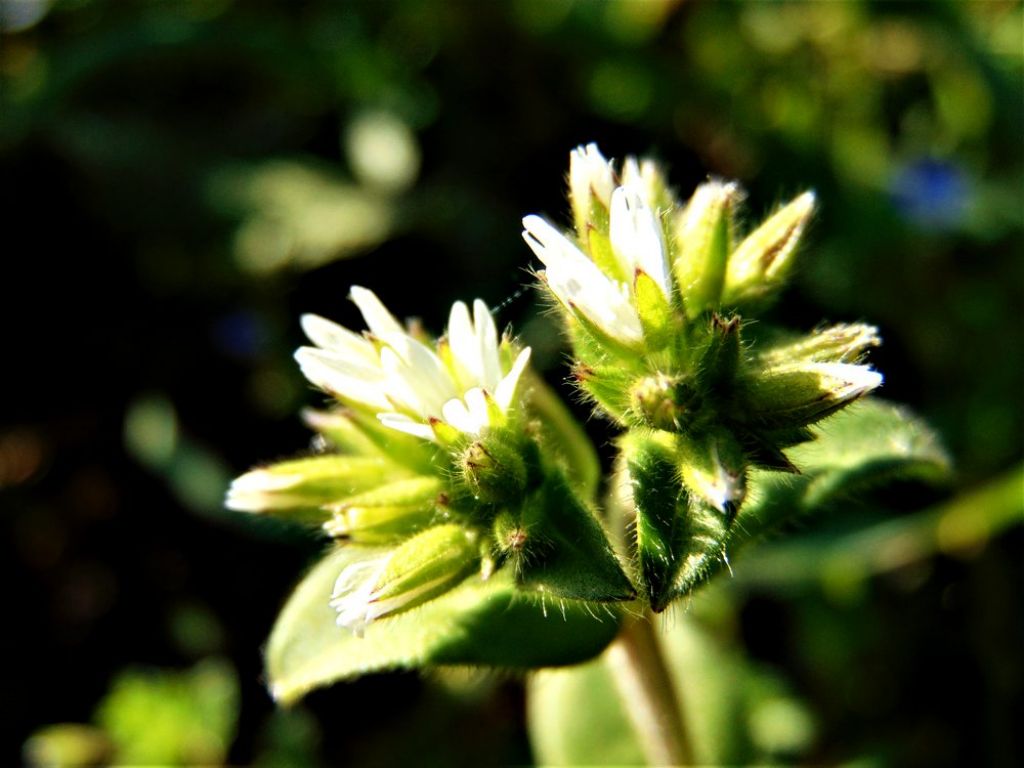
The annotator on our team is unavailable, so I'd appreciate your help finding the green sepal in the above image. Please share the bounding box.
[634,268,674,350]
[266,545,622,704]
[575,362,634,422]
[516,472,636,603]
[625,435,689,611]
[226,454,402,521]
[340,407,438,474]
[567,301,644,362]
[323,476,443,543]
[695,313,741,394]
[302,408,378,455]
[586,226,628,284]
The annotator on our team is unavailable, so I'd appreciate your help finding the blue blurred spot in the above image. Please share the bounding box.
[212,310,269,360]
[890,159,969,230]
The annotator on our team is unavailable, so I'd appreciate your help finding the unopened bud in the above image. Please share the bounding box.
[331,524,479,634]
[225,455,394,515]
[673,180,740,318]
[756,324,880,367]
[323,476,442,543]
[740,362,883,428]
[569,143,616,236]
[723,191,815,307]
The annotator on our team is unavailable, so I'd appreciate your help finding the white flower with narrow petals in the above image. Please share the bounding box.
[523,143,674,346]
[295,287,531,443]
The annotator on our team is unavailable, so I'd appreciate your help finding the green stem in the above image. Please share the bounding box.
[606,611,694,766]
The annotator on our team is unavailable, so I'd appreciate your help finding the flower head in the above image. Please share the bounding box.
[295,287,531,443]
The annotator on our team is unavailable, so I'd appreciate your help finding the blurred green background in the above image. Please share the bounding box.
[2,0,1021,765]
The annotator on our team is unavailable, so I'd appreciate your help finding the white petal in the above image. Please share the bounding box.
[331,555,391,634]
[300,313,378,364]
[610,186,671,299]
[544,262,643,344]
[472,299,502,389]
[494,347,532,411]
[440,398,477,434]
[380,333,459,416]
[294,347,392,410]
[377,413,437,442]
[522,215,643,343]
[349,286,405,337]
[447,301,477,383]
[463,388,491,433]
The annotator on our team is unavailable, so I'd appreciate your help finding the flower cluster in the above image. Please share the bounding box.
[228,286,631,632]
[523,143,882,609]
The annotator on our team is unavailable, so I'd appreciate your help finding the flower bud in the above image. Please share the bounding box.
[755,323,880,367]
[723,191,815,307]
[225,455,396,515]
[323,476,443,543]
[673,180,740,318]
[331,524,479,634]
[740,362,882,429]
[621,156,675,218]
[569,143,616,236]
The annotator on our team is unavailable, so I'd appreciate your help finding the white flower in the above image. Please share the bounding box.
[523,143,673,346]
[295,288,531,442]
[329,553,394,635]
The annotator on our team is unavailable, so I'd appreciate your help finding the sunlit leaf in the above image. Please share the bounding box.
[669,398,951,598]
[267,545,622,705]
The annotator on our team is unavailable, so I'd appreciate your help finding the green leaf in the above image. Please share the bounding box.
[517,473,637,603]
[96,659,239,766]
[669,399,950,599]
[267,545,622,704]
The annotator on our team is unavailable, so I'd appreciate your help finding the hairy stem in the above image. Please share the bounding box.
[606,612,693,766]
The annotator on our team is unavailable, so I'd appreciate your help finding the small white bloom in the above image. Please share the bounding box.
[330,554,394,635]
[295,287,531,442]
[524,143,676,345]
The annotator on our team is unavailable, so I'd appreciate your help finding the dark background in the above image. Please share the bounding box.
[3,1,1022,766]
